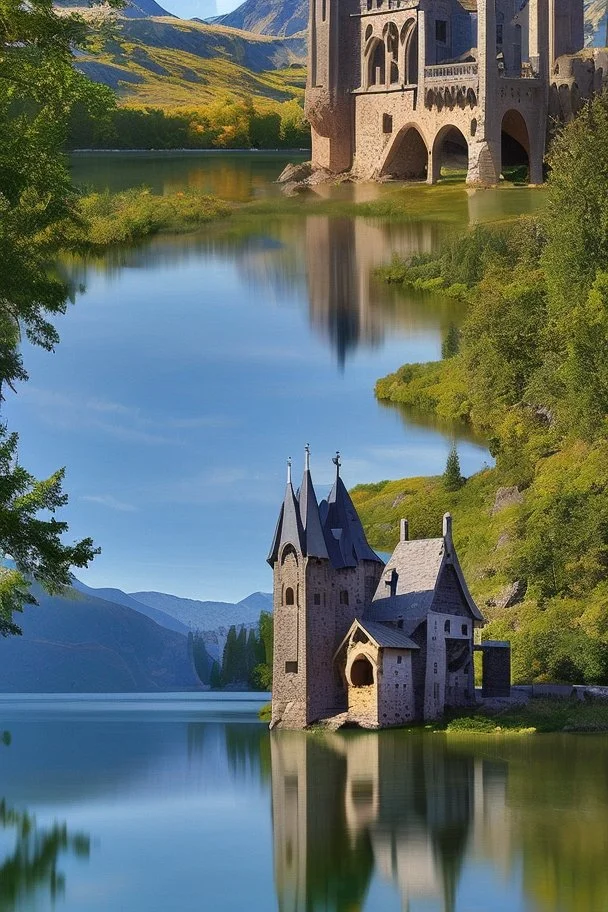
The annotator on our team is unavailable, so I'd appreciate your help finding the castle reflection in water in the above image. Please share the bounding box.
[270,731,510,912]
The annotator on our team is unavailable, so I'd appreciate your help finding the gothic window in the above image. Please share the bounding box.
[444,619,451,633]
[339,590,349,606]
[435,20,447,43]
[368,40,386,87]
[285,661,298,673]
[285,587,295,606]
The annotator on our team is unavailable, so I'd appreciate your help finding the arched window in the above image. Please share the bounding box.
[285,587,295,606]
[339,590,349,606]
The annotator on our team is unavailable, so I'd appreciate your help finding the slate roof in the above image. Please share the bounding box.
[357,619,420,650]
[319,475,383,570]
[299,468,329,560]
[267,480,305,565]
[334,617,419,659]
[368,536,484,622]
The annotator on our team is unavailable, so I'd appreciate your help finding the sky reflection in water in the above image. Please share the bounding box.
[0,695,606,912]
[6,155,542,599]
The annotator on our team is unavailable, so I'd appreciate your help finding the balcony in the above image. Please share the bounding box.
[424,62,478,83]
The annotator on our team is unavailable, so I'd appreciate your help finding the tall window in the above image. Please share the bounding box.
[435,20,447,43]
[285,587,295,606]
[339,590,349,606]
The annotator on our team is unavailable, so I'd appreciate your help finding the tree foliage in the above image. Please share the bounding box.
[0,0,117,628]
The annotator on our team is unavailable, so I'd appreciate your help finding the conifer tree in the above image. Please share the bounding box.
[443,445,465,492]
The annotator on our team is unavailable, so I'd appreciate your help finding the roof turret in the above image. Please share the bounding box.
[267,458,305,566]
[319,452,383,569]
[298,445,329,560]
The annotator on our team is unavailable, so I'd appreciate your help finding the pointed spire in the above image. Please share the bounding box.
[299,445,328,560]
[320,452,383,569]
[267,456,305,566]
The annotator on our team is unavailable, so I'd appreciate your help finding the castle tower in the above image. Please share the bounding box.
[268,449,384,729]
[305,0,358,173]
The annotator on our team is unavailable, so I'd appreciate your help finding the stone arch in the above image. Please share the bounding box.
[366,37,386,88]
[349,654,375,686]
[380,124,428,179]
[383,21,400,84]
[501,108,530,179]
[429,124,469,183]
[400,19,418,84]
[280,543,299,565]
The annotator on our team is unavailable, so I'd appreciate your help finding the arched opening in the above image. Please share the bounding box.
[384,22,399,84]
[350,655,375,687]
[431,125,469,182]
[367,39,386,87]
[381,125,428,180]
[285,587,295,606]
[339,589,349,606]
[501,109,530,182]
[404,23,418,84]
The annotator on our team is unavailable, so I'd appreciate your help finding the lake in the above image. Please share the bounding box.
[0,694,606,912]
[6,153,544,600]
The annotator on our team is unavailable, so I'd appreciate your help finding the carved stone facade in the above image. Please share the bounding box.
[305,0,604,184]
[268,453,487,730]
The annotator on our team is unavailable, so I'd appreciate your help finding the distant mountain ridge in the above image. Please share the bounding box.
[128,589,272,632]
[212,0,307,37]
[0,583,201,693]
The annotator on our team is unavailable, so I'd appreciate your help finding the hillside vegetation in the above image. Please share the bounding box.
[355,94,608,687]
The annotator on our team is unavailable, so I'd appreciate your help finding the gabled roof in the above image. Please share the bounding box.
[368,526,484,623]
[334,618,419,660]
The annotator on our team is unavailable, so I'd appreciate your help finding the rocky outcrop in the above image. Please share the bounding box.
[486,579,527,610]
[492,486,524,515]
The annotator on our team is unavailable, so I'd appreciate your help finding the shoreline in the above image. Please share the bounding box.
[69,147,311,155]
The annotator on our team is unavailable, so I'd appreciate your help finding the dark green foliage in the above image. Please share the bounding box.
[441,323,460,359]
[443,445,464,492]
[67,98,310,151]
[371,95,608,685]
[220,616,270,690]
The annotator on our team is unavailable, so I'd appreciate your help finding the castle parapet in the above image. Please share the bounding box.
[424,62,478,83]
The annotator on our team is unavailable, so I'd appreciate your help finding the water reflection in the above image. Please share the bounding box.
[0,801,90,912]
[269,731,608,912]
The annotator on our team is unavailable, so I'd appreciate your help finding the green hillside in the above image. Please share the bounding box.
[76,17,306,107]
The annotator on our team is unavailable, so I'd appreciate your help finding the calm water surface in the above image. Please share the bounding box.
[0,695,605,912]
[7,153,544,598]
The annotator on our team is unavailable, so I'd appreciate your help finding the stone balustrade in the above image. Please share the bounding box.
[424,62,478,83]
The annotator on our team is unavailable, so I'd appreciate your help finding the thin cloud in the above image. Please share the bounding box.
[80,494,138,513]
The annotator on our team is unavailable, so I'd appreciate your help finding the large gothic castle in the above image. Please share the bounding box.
[268,450,507,730]
[304,0,606,184]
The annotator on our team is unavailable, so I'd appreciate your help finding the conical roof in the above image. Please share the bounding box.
[267,462,305,566]
[320,457,382,570]
[298,448,329,560]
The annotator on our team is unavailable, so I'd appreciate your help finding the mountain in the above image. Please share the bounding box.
[128,590,272,631]
[56,0,175,18]
[0,584,201,692]
[72,17,306,105]
[212,0,307,37]
[71,578,190,635]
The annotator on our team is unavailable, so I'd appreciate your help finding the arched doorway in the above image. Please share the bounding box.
[350,655,375,686]
[381,125,428,179]
[430,125,469,183]
[501,109,530,181]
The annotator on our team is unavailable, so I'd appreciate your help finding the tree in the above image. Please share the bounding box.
[0,0,118,629]
[443,445,464,492]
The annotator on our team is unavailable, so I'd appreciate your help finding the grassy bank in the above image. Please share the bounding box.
[362,95,608,689]
[67,188,232,249]
[439,698,608,734]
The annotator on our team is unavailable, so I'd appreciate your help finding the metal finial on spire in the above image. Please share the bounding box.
[304,443,310,472]
[332,450,341,476]
[287,457,292,484]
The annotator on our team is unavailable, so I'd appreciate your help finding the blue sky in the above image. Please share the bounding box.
[161,0,240,18]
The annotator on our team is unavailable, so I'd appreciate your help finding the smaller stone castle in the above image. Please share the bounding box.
[268,448,506,730]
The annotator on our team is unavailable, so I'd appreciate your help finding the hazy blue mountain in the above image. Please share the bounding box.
[211,0,307,37]
[71,578,189,635]
[129,590,272,631]
[0,584,201,692]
